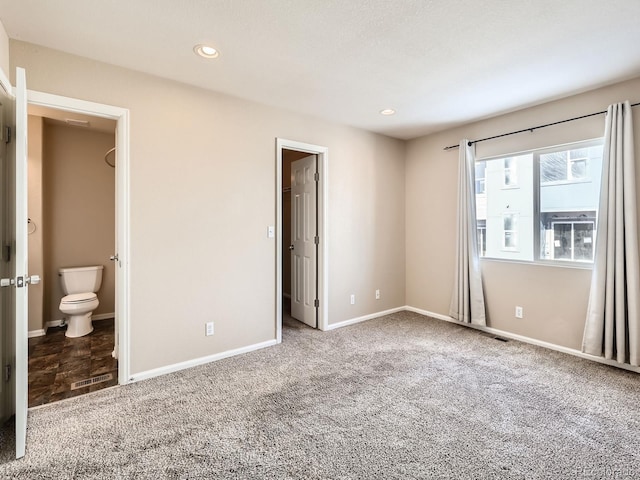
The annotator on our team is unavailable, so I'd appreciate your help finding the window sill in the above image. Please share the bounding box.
[480,257,593,270]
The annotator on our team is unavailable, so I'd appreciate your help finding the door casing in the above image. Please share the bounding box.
[27,89,131,386]
[276,139,328,342]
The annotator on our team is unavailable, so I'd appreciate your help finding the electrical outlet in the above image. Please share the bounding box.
[350,294,355,305]
[375,289,380,300]
[206,321,215,336]
[515,306,523,319]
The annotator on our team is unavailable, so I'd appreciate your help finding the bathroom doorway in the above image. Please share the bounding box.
[25,104,118,407]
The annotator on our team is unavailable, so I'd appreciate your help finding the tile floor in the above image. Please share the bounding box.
[27,319,118,407]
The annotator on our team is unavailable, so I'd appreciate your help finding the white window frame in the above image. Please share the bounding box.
[476,138,603,267]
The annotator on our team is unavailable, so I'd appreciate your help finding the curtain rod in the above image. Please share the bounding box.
[443,101,640,151]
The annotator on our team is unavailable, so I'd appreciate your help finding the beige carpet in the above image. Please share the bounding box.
[1,311,639,479]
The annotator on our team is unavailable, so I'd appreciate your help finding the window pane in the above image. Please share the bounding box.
[504,215,513,231]
[553,223,572,259]
[476,140,601,264]
[540,151,567,183]
[504,231,517,249]
[570,159,587,179]
[573,223,594,261]
[503,158,517,186]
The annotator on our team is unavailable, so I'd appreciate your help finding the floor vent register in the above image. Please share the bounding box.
[70,373,114,390]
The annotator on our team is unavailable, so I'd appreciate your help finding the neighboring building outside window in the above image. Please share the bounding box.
[477,220,486,257]
[503,157,517,187]
[503,213,518,250]
[475,162,486,194]
[475,140,603,264]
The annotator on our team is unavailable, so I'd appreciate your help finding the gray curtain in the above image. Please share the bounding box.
[583,101,640,366]
[449,140,486,325]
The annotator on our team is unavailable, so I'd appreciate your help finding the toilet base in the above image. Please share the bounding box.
[65,312,94,338]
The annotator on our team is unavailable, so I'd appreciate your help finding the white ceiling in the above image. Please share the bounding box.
[2,0,640,140]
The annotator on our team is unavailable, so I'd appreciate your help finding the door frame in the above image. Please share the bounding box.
[276,139,328,342]
[27,89,131,385]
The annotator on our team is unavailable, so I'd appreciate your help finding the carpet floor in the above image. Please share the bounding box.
[1,311,639,479]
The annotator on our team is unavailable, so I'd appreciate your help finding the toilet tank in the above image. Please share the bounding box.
[58,265,104,295]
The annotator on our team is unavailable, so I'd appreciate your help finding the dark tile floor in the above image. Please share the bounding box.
[28,319,118,408]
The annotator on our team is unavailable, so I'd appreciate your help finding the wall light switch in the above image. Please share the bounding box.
[267,226,275,238]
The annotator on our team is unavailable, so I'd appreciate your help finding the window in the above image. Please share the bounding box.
[503,157,517,187]
[502,213,518,250]
[475,140,603,264]
[477,220,486,257]
[475,162,486,194]
[549,221,595,261]
[540,147,591,184]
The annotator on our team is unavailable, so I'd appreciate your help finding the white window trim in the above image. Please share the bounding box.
[477,138,603,267]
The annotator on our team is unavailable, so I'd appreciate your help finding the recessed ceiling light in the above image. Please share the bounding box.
[380,109,396,116]
[194,44,220,59]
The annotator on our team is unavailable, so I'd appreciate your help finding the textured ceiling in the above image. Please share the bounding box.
[2,0,640,139]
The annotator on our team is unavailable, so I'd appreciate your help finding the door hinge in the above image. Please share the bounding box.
[314,299,319,308]
[314,236,319,245]
[4,126,11,144]
[314,172,319,182]
[4,364,11,382]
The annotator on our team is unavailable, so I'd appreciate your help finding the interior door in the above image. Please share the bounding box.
[0,68,14,433]
[290,155,317,327]
[13,67,29,459]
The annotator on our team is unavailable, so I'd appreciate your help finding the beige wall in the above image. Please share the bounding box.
[0,20,8,82]
[42,122,116,324]
[406,77,640,351]
[27,115,44,332]
[10,41,406,374]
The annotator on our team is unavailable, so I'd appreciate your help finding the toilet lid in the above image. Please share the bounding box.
[61,293,97,304]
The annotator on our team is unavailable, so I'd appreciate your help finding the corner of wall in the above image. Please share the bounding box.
[0,19,11,89]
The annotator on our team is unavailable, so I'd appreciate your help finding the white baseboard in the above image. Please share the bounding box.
[47,312,115,329]
[325,306,406,331]
[45,319,64,329]
[28,329,46,338]
[129,339,278,383]
[405,306,640,374]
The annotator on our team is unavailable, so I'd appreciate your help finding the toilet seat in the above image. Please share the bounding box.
[61,292,97,305]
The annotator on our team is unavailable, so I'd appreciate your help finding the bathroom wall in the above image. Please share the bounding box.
[27,115,45,333]
[43,121,116,324]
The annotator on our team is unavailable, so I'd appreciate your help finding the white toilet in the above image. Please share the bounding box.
[58,265,104,338]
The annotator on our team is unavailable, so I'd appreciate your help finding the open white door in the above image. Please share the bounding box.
[290,155,317,328]
[14,67,31,459]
